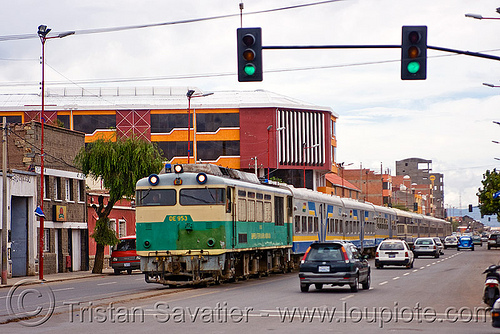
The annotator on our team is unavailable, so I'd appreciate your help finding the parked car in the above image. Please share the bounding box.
[413,237,440,258]
[110,235,140,274]
[457,236,474,251]
[444,236,458,249]
[299,242,370,292]
[472,235,482,246]
[433,237,445,254]
[481,234,489,243]
[375,239,414,269]
[489,234,500,250]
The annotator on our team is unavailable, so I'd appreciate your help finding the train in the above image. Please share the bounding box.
[135,163,451,286]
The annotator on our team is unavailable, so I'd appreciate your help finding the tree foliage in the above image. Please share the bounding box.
[74,136,164,272]
[477,169,500,219]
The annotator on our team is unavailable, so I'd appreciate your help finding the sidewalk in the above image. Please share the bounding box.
[0,268,115,289]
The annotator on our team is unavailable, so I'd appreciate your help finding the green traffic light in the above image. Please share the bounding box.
[407,61,420,74]
[244,64,256,76]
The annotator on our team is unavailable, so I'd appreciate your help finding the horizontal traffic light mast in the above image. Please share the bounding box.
[237,26,500,82]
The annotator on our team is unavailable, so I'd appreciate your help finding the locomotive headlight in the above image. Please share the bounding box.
[144,240,151,248]
[196,172,208,185]
[173,164,184,174]
[148,174,160,186]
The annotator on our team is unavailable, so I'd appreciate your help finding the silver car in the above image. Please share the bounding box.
[413,237,440,258]
[444,235,458,249]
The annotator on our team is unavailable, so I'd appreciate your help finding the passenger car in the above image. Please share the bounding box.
[444,236,458,249]
[412,237,440,258]
[488,234,500,250]
[299,242,370,292]
[472,235,482,246]
[110,235,140,274]
[457,236,474,251]
[433,237,445,254]
[375,239,414,269]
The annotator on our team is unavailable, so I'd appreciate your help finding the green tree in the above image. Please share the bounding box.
[477,169,500,221]
[74,137,164,273]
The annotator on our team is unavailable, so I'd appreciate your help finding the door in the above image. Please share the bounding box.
[71,230,81,272]
[11,196,28,277]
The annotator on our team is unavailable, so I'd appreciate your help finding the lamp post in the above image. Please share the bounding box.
[302,143,319,188]
[266,125,285,180]
[186,90,213,164]
[37,25,74,280]
[337,162,353,197]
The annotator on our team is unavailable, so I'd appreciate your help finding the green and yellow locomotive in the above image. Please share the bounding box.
[135,164,294,286]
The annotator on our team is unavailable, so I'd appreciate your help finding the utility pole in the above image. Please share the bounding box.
[1,117,7,284]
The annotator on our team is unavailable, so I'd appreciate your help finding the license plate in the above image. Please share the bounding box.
[124,263,130,267]
[389,254,396,258]
[318,266,330,273]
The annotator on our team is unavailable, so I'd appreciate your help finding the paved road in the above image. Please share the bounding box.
[2,245,500,333]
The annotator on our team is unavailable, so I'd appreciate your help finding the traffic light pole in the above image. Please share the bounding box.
[262,44,500,61]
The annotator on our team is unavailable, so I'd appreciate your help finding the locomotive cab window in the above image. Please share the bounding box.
[136,189,176,206]
[180,188,225,205]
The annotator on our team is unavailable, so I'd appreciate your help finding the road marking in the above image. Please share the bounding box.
[426,264,431,267]
[340,294,354,301]
[420,267,425,269]
[432,262,436,265]
[403,273,410,276]
[393,276,400,280]
[379,281,388,286]
[97,281,117,286]
[53,287,75,292]
[412,269,418,272]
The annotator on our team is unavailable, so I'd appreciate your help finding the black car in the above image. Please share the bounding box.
[299,242,370,292]
[488,234,500,250]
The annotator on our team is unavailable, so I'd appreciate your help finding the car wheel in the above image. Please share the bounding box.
[350,276,359,292]
[376,264,383,269]
[113,269,121,275]
[127,269,133,275]
[362,272,370,290]
[315,284,323,290]
[472,246,475,251]
[434,252,439,258]
[414,254,418,259]
[300,284,310,292]
[488,245,491,250]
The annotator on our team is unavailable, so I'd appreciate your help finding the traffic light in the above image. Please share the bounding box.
[401,26,427,80]
[237,27,262,82]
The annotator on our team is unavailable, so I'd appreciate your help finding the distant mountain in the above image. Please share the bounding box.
[449,207,499,227]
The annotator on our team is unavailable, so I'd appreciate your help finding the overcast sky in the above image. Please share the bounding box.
[1,0,500,212]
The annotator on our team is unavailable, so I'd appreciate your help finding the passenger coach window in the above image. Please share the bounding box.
[136,189,176,206]
[180,188,225,205]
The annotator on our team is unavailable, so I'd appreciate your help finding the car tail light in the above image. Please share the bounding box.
[405,252,408,257]
[340,246,349,263]
[301,247,311,262]
[433,245,436,249]
[375,252,379,258]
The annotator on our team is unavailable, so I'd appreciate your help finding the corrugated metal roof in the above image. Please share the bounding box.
[0,87,337,117]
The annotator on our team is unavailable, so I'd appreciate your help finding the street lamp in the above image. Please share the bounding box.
[37,24,74,280]
[302,142,319,188]
[465,9,500,20]
[186,90,213,164]
[266,125,285,180]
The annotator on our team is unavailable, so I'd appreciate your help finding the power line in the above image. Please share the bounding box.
[0,0,343,42]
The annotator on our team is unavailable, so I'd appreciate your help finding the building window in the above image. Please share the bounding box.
[55,177,62,200]
[73,114,116,134]
[77,180,85,202]
[43,229,50,252]
[118,220,126,238]
[43,175,50,199]
[65,179,74,202]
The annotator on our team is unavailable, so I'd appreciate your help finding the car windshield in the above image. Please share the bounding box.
[114,239,136,252]
[416,239,433,245]
[379,242,404,250]
[307,246,343,261]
